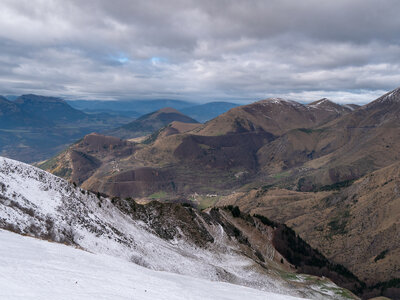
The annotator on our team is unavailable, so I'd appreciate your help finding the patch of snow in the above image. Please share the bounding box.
[0,229,305,300]
[260,98,304,107]
[343,104,355,111]
[384,91,395,99]
[314,99,329,106]
[371,87,400,106]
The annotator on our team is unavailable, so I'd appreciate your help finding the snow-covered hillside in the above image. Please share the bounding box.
[0,229,304,300]
[0,156,355,299]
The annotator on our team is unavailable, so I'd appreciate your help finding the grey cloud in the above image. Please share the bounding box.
[0,0,400,103]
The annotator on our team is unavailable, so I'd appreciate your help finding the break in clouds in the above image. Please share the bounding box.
[1,0,400,104]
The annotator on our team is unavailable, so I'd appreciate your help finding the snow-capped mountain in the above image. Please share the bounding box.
[0,156,355,299]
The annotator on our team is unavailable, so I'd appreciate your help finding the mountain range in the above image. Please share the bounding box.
[0,95,237,163]
[68,99,238,122]
[0,94,136,162]
[1,87,400,298]
[38,87,400,298]
[40,96,357,198]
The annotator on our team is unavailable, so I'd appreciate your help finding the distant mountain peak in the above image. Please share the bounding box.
[306,98,354,114]
[375,86,400,103]
[157,107,181,114]
[15,94,65,104]
[140,107,198,122]
[0,95,9,102]
[253,98,305,109]
[363,86,400,110]
[308,98,335,106]
[108,106,198,139]
[260,97,300,105]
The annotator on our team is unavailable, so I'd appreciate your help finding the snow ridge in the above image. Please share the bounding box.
[374,87,400,104]
[0,156,351,299]
[261,98,304,107]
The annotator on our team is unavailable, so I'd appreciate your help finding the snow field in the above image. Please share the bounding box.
[0,229,304,300]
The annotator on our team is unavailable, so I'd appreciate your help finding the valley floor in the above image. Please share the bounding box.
[0,229,304,300]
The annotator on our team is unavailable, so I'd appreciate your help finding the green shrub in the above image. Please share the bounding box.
[317,179,355,191]
[374,249,389,262]
[225,205,241,218]
[253,214,278,228]
[231,206,241,218]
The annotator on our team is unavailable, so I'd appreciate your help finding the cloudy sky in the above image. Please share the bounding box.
[1,0,400,104]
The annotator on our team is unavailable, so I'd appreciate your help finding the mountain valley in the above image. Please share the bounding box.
[0,94,133,162]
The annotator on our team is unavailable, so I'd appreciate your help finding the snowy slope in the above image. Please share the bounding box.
[0,229,304,300]
[0,156,355,299]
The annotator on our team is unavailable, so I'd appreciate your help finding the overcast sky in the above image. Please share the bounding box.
[1,0,400,104]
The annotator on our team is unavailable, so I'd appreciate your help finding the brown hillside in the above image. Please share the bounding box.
[39,133,138,185]
[41,97,355,197]
[197,98,351,136]
[263,87,400,189]
[216,161,400,286]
